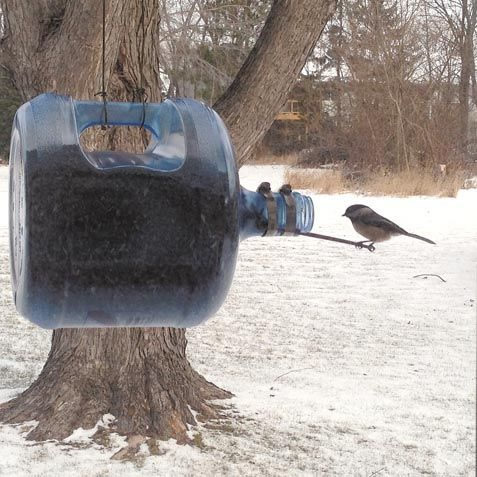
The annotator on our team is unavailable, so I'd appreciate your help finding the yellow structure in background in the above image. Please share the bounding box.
[275,100,304,121]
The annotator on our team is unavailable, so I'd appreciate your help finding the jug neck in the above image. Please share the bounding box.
[239,186,314,240]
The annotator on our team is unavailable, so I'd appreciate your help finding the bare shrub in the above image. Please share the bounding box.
[359,168,464,197]
[251,153,300,165]
[285,167,348,194]
[285,165,466,197]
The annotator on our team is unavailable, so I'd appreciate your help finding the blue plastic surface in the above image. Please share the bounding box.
[9,93,314,329]
[239,189,313,239]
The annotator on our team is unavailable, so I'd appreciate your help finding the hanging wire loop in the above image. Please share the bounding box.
[94,0,108,130]
[134,0,148,129]
[94,91,108,129]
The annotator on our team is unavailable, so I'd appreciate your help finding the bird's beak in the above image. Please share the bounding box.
[342,213,346,217]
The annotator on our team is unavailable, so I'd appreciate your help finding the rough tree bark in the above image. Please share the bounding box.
[0,0,336,445]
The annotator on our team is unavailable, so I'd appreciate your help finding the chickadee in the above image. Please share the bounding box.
[342,204,435,246]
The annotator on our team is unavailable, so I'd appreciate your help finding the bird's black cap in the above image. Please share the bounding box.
[342,204,368,216]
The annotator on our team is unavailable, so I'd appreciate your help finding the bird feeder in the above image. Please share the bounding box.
[9,93,314,329]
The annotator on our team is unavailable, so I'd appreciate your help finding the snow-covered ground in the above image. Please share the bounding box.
[0,164,475,476]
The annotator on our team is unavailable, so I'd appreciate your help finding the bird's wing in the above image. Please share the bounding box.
[360,212,408,235]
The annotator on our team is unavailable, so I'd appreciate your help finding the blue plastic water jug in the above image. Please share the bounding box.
[9,93,314,329]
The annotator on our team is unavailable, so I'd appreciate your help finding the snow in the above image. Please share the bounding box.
[0,166,7,227]
[0,164,475,476]
[63,414,117,444]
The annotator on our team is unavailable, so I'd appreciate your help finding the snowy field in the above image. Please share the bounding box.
[0,164,475,476]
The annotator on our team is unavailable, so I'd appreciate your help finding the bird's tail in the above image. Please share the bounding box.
[405,232,436,244]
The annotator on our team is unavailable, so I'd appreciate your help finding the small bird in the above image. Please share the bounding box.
[342,204,435,247]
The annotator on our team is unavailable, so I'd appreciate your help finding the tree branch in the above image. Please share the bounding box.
[214,0,337,165]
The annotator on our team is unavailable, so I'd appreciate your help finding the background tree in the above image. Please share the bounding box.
[0,0,336,445]
[432,0,476,153]
[289,0,476,172]
[343,0,423,171]
[159,0,270,103]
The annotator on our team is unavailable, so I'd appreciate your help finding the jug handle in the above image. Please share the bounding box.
[73,100,164,139]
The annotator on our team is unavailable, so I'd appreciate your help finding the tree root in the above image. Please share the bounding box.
[0,328,233,443]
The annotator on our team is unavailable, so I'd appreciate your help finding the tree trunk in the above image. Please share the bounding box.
[459,0,476,155]
[459,33,471,154]
[0,0,336,444]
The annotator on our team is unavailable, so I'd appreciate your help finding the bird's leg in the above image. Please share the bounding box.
[355,240,375,252]
[355,240,372,248]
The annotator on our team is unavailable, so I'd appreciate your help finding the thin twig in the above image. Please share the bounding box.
[273,367,316,383]
[368,468,385,477]
[413,274,446,282]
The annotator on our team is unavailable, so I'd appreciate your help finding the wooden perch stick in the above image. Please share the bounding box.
[300,232,376,252]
